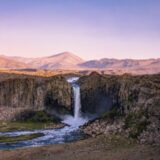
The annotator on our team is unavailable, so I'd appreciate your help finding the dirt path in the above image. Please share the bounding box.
[0,136,160,160]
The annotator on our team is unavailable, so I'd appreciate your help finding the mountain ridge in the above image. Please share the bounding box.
[0,52,160,74]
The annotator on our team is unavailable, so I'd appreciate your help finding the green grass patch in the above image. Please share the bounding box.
[16,110,59,123]
[0,121,58,132]
[0,133,44,143]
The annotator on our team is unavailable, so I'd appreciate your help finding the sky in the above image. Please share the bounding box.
[0,0,160,60]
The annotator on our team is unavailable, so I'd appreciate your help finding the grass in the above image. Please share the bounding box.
[0,121,60,132]
[0,133,44,143]
[16,110,60,123]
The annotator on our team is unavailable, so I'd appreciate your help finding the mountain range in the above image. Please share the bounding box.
[0,52,160,74]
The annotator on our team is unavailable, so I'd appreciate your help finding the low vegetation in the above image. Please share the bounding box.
[124,111,150,138]
[0,133,44,143]
[0,121,63,132]
[16,110,59,123]
[101,107,121,120]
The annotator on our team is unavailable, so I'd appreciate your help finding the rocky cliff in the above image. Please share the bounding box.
[0,75,72,120]
[79,72,120,115]
[80,72,160,145]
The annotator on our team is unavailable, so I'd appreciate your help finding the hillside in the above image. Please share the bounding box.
[0,52,159,74]
[79,58,160,69]
[0,55,28,69]
[27,52,84,69]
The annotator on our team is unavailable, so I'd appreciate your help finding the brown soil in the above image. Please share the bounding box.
[0,135,159,160]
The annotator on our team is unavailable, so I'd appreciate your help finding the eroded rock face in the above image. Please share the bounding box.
[80,73,160,115]
[0,75,72,120]
[79,72,120,115]
[80,72,160,145]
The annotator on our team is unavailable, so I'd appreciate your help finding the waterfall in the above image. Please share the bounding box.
[66,77,81,119]
[0,76,88,150]
[63,77,87,127]
[73,84,81,119]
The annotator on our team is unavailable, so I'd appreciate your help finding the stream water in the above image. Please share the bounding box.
[0,77,88,150]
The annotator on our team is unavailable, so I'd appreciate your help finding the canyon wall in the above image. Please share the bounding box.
[0,71,159,145]
[79,72,120,115]
[79,72,160,116]
[80,72,160,144]
[0,75,72,120]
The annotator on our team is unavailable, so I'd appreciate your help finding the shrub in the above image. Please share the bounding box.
[124,111,149,138]
[16,110,58,123]
[101,107,120,120]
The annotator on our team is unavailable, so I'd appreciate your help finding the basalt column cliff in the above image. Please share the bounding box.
[0,75,72,121]
[80,73,160,145]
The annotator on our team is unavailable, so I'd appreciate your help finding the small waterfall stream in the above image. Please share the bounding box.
[0,77,88,150]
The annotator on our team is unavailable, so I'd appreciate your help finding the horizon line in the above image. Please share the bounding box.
[0,51,160,61]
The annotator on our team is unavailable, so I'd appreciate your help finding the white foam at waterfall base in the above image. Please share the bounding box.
[63,115,87,127]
